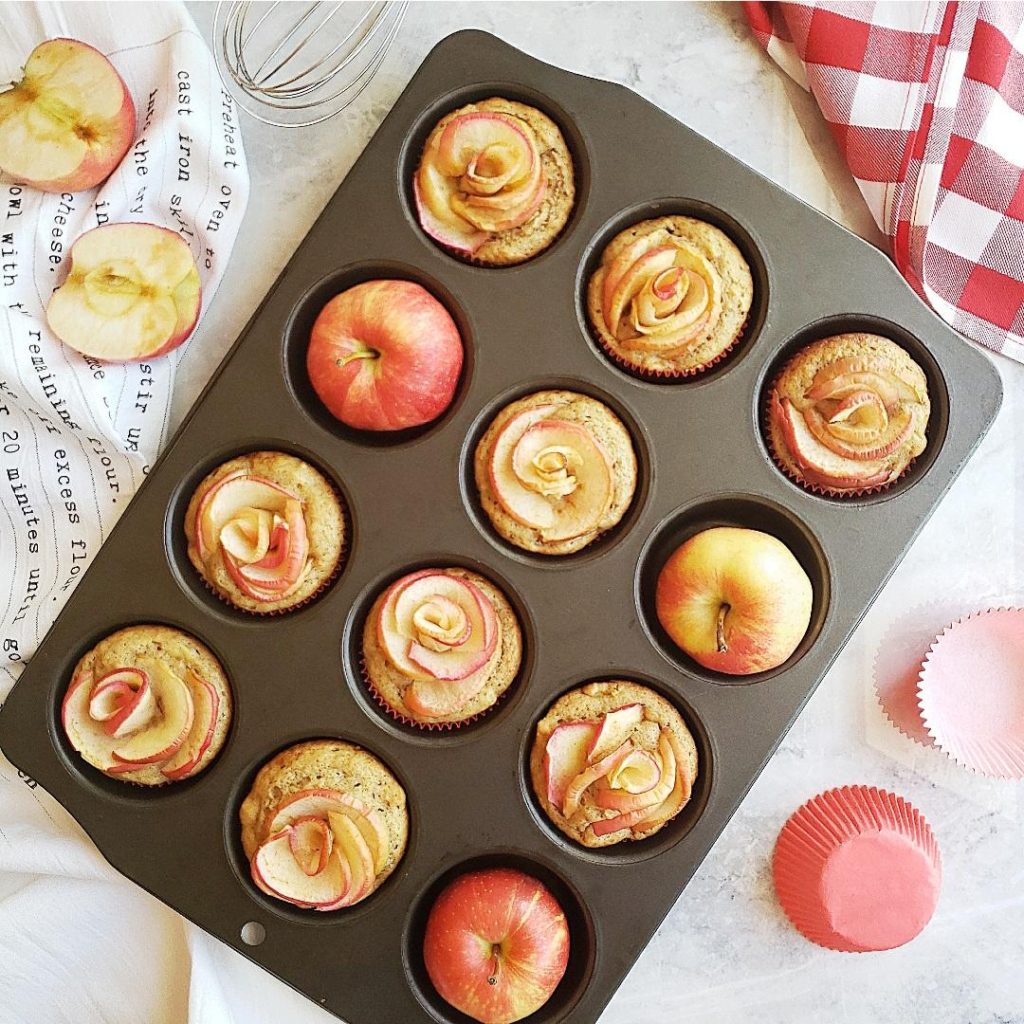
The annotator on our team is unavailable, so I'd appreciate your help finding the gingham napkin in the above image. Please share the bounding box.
[744,1,1024,361]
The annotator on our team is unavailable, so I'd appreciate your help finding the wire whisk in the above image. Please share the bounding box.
[214,1,407,128]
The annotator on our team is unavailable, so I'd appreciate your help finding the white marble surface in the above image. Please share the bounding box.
[178,4,1024,1022]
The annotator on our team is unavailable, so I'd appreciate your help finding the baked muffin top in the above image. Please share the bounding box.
[474,390,637,556]
[530,680,698,848]
[362,567,522,726]
[62,624,232,786]
[184,451,345,614]
[240,740,408,910]
[414,97,575,265]
[768,333,930,495]
[587,215,753,377]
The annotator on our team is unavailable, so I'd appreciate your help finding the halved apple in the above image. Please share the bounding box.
[587,703,643,762]
[561,739,633,818]
[252,829,350,909]
[160,672,220,781]
[111,663,193,765]
[544,720,599,808]
[0,38,135,193]
[46,223,201,362]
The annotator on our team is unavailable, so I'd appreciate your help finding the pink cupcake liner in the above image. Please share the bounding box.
[917,608,1024,778]
[773,785,941,953]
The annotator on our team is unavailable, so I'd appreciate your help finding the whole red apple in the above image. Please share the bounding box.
[423,867,570,1024]
[655,526,813,675]
[306,279,463,431]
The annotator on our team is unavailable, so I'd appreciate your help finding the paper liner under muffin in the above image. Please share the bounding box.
[359,654,502,732]
[194,480,350,618]
[917,608,1024,778]
[763,370,915,499]
[773,785,941,953]
[593,316,746,382]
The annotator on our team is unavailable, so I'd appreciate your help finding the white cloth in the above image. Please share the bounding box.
[0,5,268,1024]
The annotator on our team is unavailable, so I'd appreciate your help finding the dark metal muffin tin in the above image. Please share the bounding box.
[0,30,1002,1024]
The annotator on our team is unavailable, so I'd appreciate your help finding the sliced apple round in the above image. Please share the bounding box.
[0,38,136,193]
[543,720,599,808]
[46,223,202,362]
[252,829,350,909]
[160,671,220,781]
[111,663,193,765]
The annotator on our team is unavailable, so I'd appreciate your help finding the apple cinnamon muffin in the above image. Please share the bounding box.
[61,625,232,785]
[530,680,699,848]
[240,740,408,911]
[767,333,930,495]
[587,215,753,378]
[414,97,575,266]
[184,451,346,614]
[474,390,637,556]
[362,567,522,727]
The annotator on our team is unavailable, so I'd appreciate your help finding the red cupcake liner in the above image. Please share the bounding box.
[917,608,1024,778]
[763,374,912,500]
[773,785,941,953]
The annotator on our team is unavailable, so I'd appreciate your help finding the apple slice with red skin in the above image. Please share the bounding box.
[543,720,599,808]
[435,112,534,177]
[405,668,491,719]
[806,365,921,407]
[61,666,120,771]
[88,668,154,738]
[413,166,489,254]
[804,405,914,461]
[195,471,294,560]
[0,38,135,193]
[252,829,350,909]
[590,732,677,834]
[289,816,334,876]
[111,663,194,765]
[772,393,891,490]
[603,246,677,334]
[829,390,888,427]
[46,223,201,362]
[230,499,309,594]
[602,235,661,317]
[160,671,220,781]
[328,811,375,906]
[586,703,643,762]
[606,747,661,795]
[632,732,694,834]
[561,739,633,818]
[487,405,560,529]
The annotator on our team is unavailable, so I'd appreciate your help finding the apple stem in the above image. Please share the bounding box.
[487,944,502,986]
[716,603,730,653]
[335,346,379,368]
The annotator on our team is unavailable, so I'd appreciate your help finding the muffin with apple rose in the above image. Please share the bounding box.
[530,680,698,848]
[474,390,637,556]
[362,567,522,728]
[306,279,464,432]
[767,332,930,496]
[587,215,753,378]
[414,97,575,266]
[61,625,232,785]
[184,451,346,615]
[241,740,408,911]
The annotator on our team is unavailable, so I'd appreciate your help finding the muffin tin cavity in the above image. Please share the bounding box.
[50,621,235,803]
[281,261,474,446]
[521,675,714,864]
[756,314,950,504]
[343,558,535,745]
[402,852,595,1024]
[577,197,769,385]
[636,495,831,685]
[399,82,590,268]
[458,377,651,567]
[223,736,414,924]
[164,440,352,621]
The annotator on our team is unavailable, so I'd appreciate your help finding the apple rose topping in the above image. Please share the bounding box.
[251,789,392,910]
[599,236,722,354]
[415,111,547,254]
[771,355,926,491]
[62,661,220,781]
[377,571,499,718]
[542,703,694,841]
[489,405,615,543]
[194,470,313,602]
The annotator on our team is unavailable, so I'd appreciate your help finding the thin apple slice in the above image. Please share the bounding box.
[411,595,471,649]
[602,235,660,317]
[46,223,201,362]
[235,499,309,592]
[197,473,295,558]
[160,671,220,781]
[414,163,489,253]
[324,796,389,875]
[62,666,120,771]
[604,246,677,335]
[606,748,661,795]
[487,405,561,529]
[829,390,888,428]
[594,732,675,814]
[632,732,694,834]
[435,112,534,177]
[88,667,155,738]
[328,811,375,906]
[805,405,914,461]
[806,365,921,407]
[405,667,490,719]
[220,508,274,563]
[450,173,545,232]
[587,703,643,762]
[111,663,193,765]
[289,816,334,876]
[252,830,350,909]
[561,739,633,819]
[544,720,599,808]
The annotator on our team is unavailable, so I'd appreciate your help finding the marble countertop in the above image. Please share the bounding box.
[181,4,1024,1022]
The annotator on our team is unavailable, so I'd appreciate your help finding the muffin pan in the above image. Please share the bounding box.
[0,31,1001,1024]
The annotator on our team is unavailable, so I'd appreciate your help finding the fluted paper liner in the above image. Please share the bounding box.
[773,785,941,952]
[917,608,1024,778]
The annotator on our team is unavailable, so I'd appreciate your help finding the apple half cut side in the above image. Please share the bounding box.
[0,38,136,193]
[46,223,201,362]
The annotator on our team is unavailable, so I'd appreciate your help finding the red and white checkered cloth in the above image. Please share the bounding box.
[744,1,1024,361]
